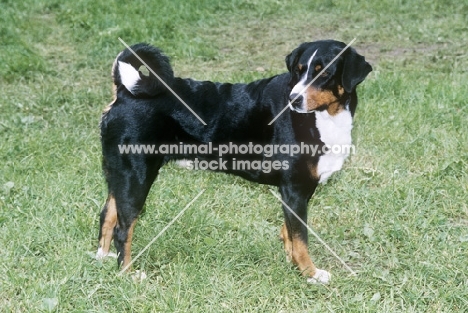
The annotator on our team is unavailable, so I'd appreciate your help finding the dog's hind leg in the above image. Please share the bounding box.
[112,194,141,270]
[97,195,118,259]
[98,155,163,270]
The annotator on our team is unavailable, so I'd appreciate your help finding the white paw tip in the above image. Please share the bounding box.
[132,270,147,283]
[307,269,331,284]
[175,159,193,169]
[95,248,117,260]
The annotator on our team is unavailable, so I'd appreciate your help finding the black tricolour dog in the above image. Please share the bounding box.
[97,40,371,283]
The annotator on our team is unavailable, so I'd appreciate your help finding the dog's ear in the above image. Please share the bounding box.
[342,49,372,93]
[285,46,303,73]
[285,42,310,73]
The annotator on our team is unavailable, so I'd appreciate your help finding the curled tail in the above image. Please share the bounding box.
[112,43,174,97]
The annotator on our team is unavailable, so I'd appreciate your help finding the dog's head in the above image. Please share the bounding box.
[286,40,372,114]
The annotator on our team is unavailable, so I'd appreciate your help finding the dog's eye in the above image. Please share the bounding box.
[314,65,328,78]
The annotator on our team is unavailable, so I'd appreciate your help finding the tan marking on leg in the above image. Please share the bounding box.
[291,235,317,277]
[99,196,117,254]
[280,224,292,262]
[122,219,137,271]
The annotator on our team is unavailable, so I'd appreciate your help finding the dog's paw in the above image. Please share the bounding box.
[307,269,331,284]
[175,160,193,169]
[95,248,118,260]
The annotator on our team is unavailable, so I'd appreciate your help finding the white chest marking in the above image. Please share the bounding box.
[316,110,353,184]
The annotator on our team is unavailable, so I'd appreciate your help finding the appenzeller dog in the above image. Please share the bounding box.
[97,40,371,283]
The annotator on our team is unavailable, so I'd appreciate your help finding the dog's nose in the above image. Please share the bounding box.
[289,94,303,108]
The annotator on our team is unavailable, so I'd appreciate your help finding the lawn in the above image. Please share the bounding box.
[1,0,467,311]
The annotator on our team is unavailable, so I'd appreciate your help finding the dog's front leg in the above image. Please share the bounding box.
[279,184,331,284]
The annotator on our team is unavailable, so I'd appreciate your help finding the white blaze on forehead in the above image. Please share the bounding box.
[290,49,318,96]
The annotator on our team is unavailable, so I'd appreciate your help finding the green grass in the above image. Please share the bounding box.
[1,0,467,311]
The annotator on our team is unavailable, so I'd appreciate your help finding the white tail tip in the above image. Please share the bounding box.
[118,61,140,94]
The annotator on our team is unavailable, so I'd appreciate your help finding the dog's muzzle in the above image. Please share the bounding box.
[289,93,304,112]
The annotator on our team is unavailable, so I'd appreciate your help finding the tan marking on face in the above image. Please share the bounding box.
[280,224,292,262]
[337,85,344,96]
[99,195,118,254]
[291,235,317,277]
[122,219,137,271]
[306,87,343,115]
[315,65,322,72]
